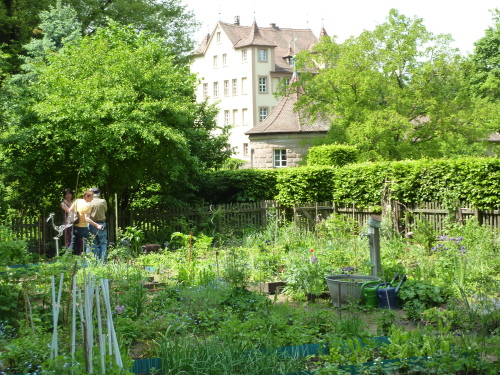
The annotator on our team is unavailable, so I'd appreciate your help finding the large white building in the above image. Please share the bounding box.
[191,17,326,162]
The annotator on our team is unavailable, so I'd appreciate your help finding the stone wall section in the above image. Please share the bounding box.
[249,134,321,169]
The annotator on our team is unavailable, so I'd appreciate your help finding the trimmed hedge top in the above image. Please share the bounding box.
[198,157,500,210]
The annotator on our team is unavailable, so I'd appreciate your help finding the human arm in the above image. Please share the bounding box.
[61,201,71,213]
[85,213,104,230]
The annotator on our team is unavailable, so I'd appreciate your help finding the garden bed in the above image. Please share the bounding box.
[1,216,500,374]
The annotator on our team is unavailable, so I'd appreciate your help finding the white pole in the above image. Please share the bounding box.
[55,273,64,357]
[115,193,118,244]
[100,279,123,367]
[71,275,77,363]
[50,275,56,359]
[85,276,95,373]
[95,285,106,374]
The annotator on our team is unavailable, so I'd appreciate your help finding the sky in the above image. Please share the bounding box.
[181,0,499,55]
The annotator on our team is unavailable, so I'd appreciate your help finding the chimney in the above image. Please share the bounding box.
[234,16,240,25]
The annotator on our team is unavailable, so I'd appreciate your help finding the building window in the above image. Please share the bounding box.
[233,109,238,125]
[242,49,247,62]
[258,49,267,62]
[242,108,248,125]
[259,107,268,122]
[213,82,219,97]
[232,79,238,95]
[283,78,291,86]
[274,149,287,168]
[258,77,267,93]
[224,110,230,125]
[216,32,221,43]
[222,54,227,66]
[213,55,218,68]
[224,80,229,96]
[243,143,249,155]
[203,83,208,99]
[272,77,280,93]
[241,77,247,94]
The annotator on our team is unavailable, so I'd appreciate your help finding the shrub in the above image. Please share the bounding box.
[0,226,30,265]
[307,144,358,166]
[220,158,247,170]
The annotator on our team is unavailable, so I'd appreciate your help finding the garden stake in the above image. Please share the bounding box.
[338,282,342,308]
[215,250,219,277]
[84,276,95,373]
[71,275,76,365]
[100,278,123,367]
[95,285,106,374]
[23,288,34,334]
[188,231,193,264]
[50,273,64,359]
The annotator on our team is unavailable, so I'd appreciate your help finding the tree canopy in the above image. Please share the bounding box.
[293,9,496,161]
[0,22,230,210]
[0,0,199,77]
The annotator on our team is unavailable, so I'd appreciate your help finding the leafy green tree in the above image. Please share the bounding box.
[294,9,493,161]
[0,0,198,76]
[11,2,82,84]
[468,9,500,101]
[0,22,230,210]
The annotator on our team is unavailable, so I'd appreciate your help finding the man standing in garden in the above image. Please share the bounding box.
[89,187,108,262]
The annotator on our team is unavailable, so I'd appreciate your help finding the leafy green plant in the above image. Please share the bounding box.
[376,309,397,336]
[282,248,326,299]
[0,225,30,265]
[119,280,148,318]
[398,279,449,320]
[0,327,50,374]
[411,216,437,253]
[120,226,145,256]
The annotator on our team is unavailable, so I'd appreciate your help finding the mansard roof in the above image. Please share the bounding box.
[245,78,330,136]
[194,20,322,72]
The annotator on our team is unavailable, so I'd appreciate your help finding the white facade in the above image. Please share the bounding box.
[191,20,320,162]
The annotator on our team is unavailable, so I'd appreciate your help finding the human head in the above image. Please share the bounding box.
[83,190,94,202]
[63,189,73,199]
[90,187,100,197]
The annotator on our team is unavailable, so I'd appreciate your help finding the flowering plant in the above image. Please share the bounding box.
[432,235,467,287]
[283,248,325,298]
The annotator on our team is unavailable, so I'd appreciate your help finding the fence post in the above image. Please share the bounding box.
[475,207,483,225]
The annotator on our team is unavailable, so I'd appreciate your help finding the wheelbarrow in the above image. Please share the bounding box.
[376,274,407,309]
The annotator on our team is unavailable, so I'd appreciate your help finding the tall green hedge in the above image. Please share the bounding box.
[197,157,500,210]
[307,144,358,166]
[197,169,279,204]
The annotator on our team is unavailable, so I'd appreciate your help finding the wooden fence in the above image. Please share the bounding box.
[3,201,500,257]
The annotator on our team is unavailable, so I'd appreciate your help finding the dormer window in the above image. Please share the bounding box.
[284,56,295,66]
